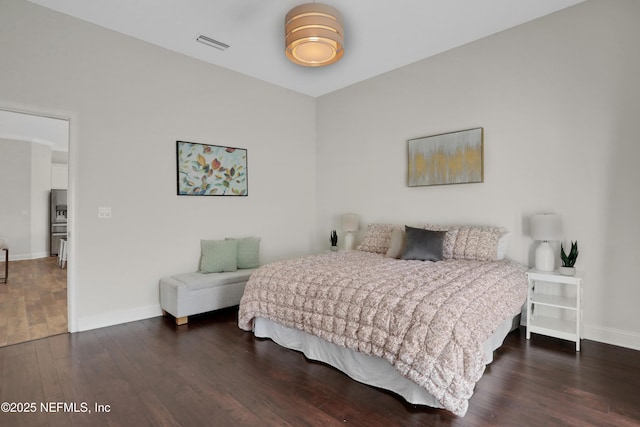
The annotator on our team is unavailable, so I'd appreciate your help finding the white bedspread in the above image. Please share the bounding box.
[238,251,527,416]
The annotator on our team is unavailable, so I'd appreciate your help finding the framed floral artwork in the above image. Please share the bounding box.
[176,141,248,196]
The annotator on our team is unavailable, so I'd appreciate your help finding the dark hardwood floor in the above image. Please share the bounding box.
[1,307,638,426]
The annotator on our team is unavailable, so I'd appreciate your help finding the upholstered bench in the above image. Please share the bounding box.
[160,269,256,325]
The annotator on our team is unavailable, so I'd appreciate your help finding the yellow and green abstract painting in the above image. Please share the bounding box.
[408,128,483,187]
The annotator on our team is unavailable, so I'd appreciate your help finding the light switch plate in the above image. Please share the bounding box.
[98,206,112,219]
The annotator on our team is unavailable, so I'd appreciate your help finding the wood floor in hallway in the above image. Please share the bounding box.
[0,257,67,347]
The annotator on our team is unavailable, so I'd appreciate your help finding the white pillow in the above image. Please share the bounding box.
[496,232,511,260]
[385,228,406,259]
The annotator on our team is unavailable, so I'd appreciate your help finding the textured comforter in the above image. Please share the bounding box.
[238,251,527,416]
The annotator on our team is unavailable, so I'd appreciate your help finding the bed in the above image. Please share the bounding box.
[238,224,528,416]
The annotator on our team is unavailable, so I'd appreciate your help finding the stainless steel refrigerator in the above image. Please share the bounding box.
[50,189,67,256]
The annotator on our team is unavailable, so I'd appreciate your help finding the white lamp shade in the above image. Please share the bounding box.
[530,214,562,241]
[341,214,359,232]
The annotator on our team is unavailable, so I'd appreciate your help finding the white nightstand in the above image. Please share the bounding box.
[526,269,583,351]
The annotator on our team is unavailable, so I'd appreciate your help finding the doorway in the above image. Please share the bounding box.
[0,108,71,346]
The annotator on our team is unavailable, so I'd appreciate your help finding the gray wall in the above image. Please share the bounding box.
[0,138,51,259]
[316,0,640,349]
[0,139,32,257]
[0,0,316,331]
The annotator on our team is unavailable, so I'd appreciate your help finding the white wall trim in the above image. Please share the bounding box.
[8,251,49,261]
[76,304,163,332]
[583,324,640,352]
[66,111,78,333]
[0,104,77,333]
[0,132,55,147]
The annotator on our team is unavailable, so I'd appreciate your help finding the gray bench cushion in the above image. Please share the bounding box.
[171,269,256,291]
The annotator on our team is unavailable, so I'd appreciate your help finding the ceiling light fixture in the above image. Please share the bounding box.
[285,3,344,67]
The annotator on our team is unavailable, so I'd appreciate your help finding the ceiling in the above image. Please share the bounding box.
[27,0,585,97]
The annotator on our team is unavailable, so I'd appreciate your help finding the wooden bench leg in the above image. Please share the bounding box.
[175,316,188,326]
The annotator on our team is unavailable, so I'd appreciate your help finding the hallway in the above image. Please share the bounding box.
[0,257,67,346]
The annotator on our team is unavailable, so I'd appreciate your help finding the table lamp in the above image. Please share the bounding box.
[530,213,562,272]
[341,214,359,251]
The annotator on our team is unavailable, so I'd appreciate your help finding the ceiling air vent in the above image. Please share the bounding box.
[196,35,230,51]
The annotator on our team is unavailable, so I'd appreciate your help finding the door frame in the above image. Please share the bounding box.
[0,104,78,332]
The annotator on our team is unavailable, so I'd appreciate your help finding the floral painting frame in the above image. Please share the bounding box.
[408,128,483,187]
[176,141,248,196]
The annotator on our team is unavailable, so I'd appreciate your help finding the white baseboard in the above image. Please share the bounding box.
[9,252,50,261]
[583,324,640,352]
[520,308,639,352]
[70,306,640,352]
[76,304,163,332]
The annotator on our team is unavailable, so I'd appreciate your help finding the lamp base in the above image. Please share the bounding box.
[535,242,555,272]
[344,232,355,251]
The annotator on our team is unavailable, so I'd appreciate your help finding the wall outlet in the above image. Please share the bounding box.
[98,206,112,219]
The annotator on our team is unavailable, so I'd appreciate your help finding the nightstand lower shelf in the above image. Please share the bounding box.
[527,316,578,343]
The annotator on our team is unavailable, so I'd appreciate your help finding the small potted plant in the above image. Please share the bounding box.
[330,230,338,251]
[559,241,578,276]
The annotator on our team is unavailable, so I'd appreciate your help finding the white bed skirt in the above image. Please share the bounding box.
[253,315,519,408]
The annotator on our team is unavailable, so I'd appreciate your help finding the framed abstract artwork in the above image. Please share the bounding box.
[408,128,483,187]
[176,141,248,196]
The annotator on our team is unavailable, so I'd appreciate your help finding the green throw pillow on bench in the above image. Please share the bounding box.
[226,237,261,269]
[200,239,238,273]
[200,237,260,273]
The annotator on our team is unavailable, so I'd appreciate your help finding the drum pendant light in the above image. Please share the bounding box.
[285,3,344,67]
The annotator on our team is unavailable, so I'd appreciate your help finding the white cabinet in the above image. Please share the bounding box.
[526,269,583,351]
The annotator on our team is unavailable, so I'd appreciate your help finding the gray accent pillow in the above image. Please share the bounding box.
[401,226,446,262]
[423,224,459,259]
[200,239,238,273]
[226,237,260,269]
